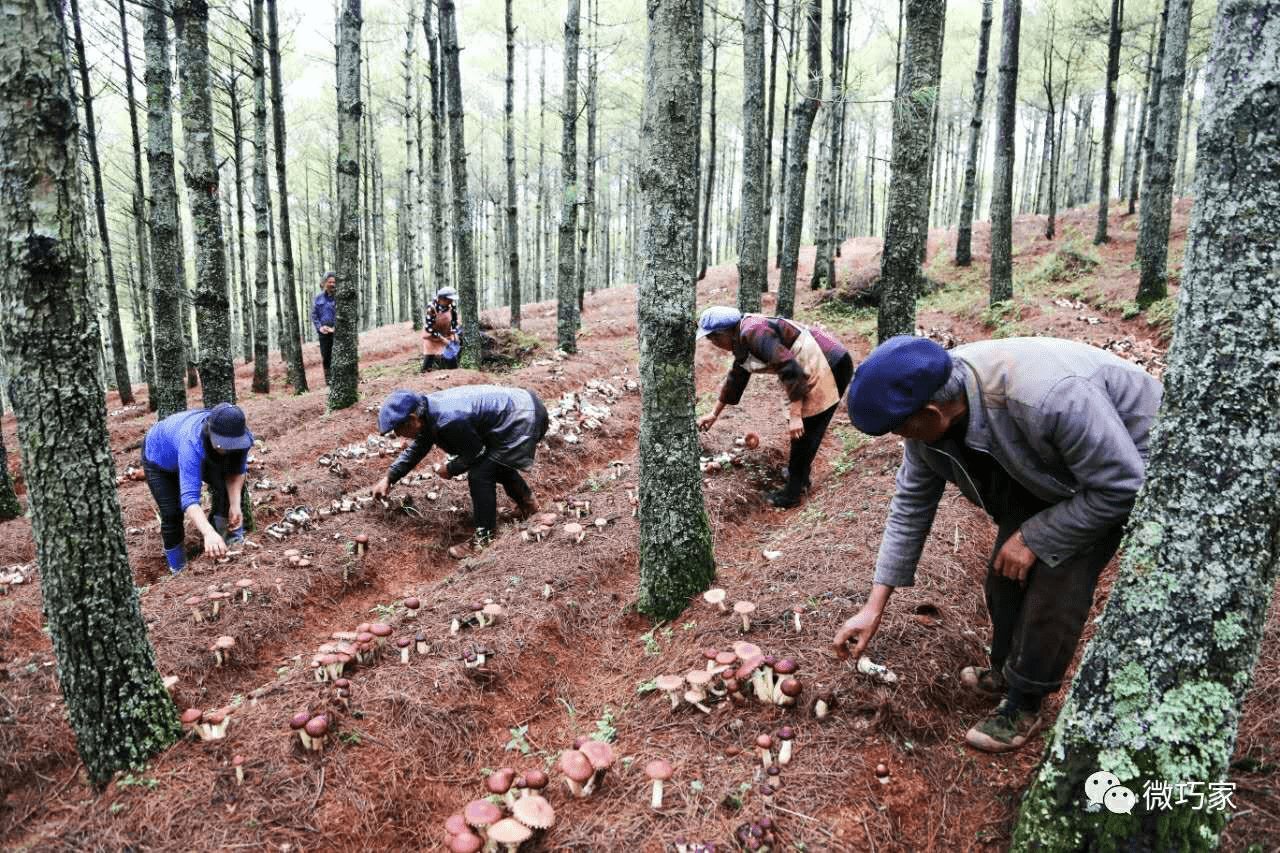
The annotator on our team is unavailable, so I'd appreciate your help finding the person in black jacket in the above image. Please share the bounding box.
[372,386,548,556]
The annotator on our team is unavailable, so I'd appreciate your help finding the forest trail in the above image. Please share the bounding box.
[2,200,1275,852]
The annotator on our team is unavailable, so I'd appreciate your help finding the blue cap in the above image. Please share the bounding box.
[846,336,952,436]
[697,306,742,339]
[378,390,422,434]
[322,271,336,282]
[206,403,253,451]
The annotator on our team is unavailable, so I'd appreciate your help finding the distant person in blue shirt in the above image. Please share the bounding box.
[141,403,254,574]
[372,386,548,557]
[313,272,337,384]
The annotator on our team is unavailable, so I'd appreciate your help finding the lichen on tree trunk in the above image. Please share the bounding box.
[988,0,1021,305]
[556,0,581,353]
[1013,4,1280,848]
[329,0,362,410]
[634,0,716,621]
[250,0,271,394]
[0,0,181,783]
[954,0,993,267]
[736,0,767,313]
[776,0,822,320]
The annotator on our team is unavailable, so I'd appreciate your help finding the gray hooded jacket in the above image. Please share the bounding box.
[873,337,1163,587]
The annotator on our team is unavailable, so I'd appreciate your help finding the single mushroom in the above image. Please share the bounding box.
[444,814,469,836]
[235,578,255,603]
[702,647,721,671]
[563,522,585,544]
[743,431,760,450]
[732,641,762,660]
[702,588,727,611]
[645,759,673,809]
[734,600,756,632]
[776,726,796,765]
[766,764,783,790]
[771,660,798,704]
[202,709,228,740]
[791,604,804,633]
[396,637,411,664]
[486,818,532,852]
[811,691,835,720]
[755,733,774,768]
[522,769,549,798]
[542,577,554,599]
[185,595,205,623]
[559,749,594,798]
[875,762,890,784]
[487,767,519,807]
[304,714,329,751]
[233,754,245,785]
[684,689,712,714]
[579,740,615,794]
[180,707,204,738]
[289,711,312,749]
[777,678,803,706]
[447,833,483,853]
[353,534,369,556]
[511,793,556,829]
[462,799,503,831]
[213,635,235,666]
[654,674,685,710]
[403,596,420,618]
[481,602,504,626]
[163,675,179,695]
[369,622,393,647]
[415,632,429,656]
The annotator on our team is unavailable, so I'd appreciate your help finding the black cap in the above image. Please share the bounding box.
[206,403,253,451]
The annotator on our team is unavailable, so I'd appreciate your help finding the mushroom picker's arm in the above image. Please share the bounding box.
[436,420,488,477]
[386,429,435,486]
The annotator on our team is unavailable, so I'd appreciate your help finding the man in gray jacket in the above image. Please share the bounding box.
[373,386,548,557]
[833,336,1162,752]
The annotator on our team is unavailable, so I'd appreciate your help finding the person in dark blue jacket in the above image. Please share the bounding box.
[141,403,254,574]
[372,386,548,555]
[312,272,337,383]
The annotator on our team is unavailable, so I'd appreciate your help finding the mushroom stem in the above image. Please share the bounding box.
[778,741,793,765]
[450,618,461,635]
[651,779,664,809]
[298,730,312,750]
[399,646,410,664]
[739,612,751,632]
[793,610,802,633]
[564,778,585,798]
[542,581,552,599]
[757,747,772,768]
[751,671,770,703]
[235,765,244,785]
[814,698,829,719]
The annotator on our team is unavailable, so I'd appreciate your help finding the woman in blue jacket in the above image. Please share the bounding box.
[141,403,254,573]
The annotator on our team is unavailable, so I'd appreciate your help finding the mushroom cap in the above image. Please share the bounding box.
[732,642,762,660]
[356,632,374,644]
[715,651,737,666]
[685,669,713,688]
[511,794,556,829]
[462,798,502,828]
[773,659,797,675]
[185,595,203,607]
[702,647,720,661]
[396,637,411,648]
[232,754,244,766]
[734,600,756,615]
[735,655,765,682]
[779,678,803,697]
[562,522,584,536]
[874,762,890,778]
[533,512,559,526]
[559,749,594,783]
[683,689,707,704]
[235,578,254,589]
[743,431,760,449]
[447,831,484,853]
[756,734,774,749]
[304,715,329,737]
[369,622,393,638]
[215,635,236,650]
[654,674,684,692]
[204,710,226,725]
[354,534,369,544]
[482,602,504,617]
[777,726,794,741]
[645,759,673,781]
[579,739,615,770]
[486,767,517,794]
[702,588,726,604]
[523,769,549,789]
[333,678,351,689]
[403,597,420,609]
[487,818,533,846]
[288,711,311,730]
[444,813,469,836]
[766,765,781,778]
[356,622,372,633]
[284,548,301,558]
[180,708,203,725]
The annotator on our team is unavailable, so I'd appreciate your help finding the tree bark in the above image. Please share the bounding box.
[1013,4,1280,847]
[774,0,798,263]
[635,0,716,621]
[329,0,362,409]
[0,0,181,781]
[536,43,547,301]
[226,65,253,364]
[736,0,767,312]
[1136,0,1192,307]
[250,0,271,393]
[401,7,418,327]
[1131,8,1167,216]
[1094,0,1125,243]
[439,0,481,368]
[143,0,188,417]
[576,0,597,310]
[1176,63,1198,195]
[761,0,781,280]
[776,0,822,319]
[70,0,133,404]
[955,0,993,266]
[174,0,235,406]
[876,0,946,342]
[811,0,847,290]
[505,0,521,328]
[556,0,580,352]
[988,0,1021,305]
[267,0,307,388]
[697,19,718,282]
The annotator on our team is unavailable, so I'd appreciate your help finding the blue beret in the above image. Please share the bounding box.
[847,336,952,436]
[378,390,422,435]
[697,306,742,339]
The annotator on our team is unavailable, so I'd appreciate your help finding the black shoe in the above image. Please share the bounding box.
[766,490,802,509]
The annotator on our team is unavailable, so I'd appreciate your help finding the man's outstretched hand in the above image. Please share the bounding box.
[833,604,883,661]
[371,476,391,499]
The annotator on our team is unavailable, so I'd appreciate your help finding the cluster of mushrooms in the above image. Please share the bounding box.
[288,711,331,751]
[310,621,395,681]
[556,738,615,797]
[700,431,760,475]
[184,577,258,623]
[652,641,807,715]
[520,509,610,545]
[180,705,233,741]
[450,599,505,635]
[444,768,557,852]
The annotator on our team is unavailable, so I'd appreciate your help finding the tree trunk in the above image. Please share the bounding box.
[1094,0,1125,243]
[0,0,181,781]
[576,0,597,311]
[439,0,481,368]
[776,0,822,319]
[556,0,580,352]
[226,67,253,365]
[415,61,427,324]
[736,0,767,311]
[536,43,546,302]
[811,0,846,290]
[143,1,188,417]
[250,0,271,393]
[988,0,1021,305]
[1136,0,1192,307]
[876,0,946,342]
[329,0,362,409]
[402,7,418,327]
[505,0,521,328]
[775,1,798,264]
[174,0,235,406]
[369,101,388,329]
[697,19,718,282]
[635,0,716,621]
[1013,5,1280,848]
[1131,11,1166,215]
[955,0,993,266]
[118,0,158,408]
[762,0,782,280]
[267,0,307,389]
[1176,63,1198,195]
[70,0,133,405]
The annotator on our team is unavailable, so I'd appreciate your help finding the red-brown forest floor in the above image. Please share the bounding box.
[1,199,1276,852]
